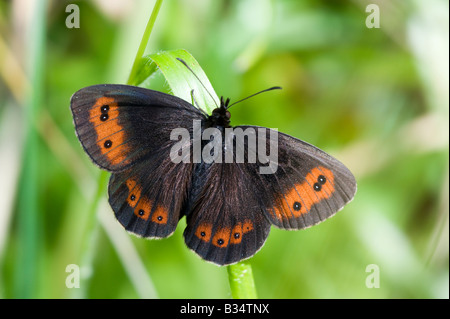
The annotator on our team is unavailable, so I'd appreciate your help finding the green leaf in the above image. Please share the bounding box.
[130,56,158,87]
[139,49,220,114]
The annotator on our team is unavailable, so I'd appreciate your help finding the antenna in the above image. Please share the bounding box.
[190,89,208,116]
[227,86,282,109]
[176,58,219,108]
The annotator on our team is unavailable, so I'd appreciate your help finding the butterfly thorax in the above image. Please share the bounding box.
[204,96,231,129]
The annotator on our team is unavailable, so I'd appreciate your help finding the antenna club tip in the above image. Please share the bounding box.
[176,57,188,66]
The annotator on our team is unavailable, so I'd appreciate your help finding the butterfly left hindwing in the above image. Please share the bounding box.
[108,155,194,238]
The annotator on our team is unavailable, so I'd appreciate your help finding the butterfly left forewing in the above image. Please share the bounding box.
[70,84,203,172]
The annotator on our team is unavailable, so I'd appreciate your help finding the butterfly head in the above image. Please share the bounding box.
[207,96,231,128]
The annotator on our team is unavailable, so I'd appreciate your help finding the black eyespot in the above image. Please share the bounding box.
[104,140,112,148]
[217,239,224,245]
[100,113,108,121]
[130,194,136,201]
[293,202,301,211]
[318,175,326,184]
[157,216,163,221]
[313,183,322,191]
[234,233,240,239]
[200,231,206,237]
[138,209,145,216]
[101,105,109,113]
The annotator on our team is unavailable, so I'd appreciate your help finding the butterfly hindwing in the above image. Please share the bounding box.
[108,151,194,238]
[183,162,271,266]
[70,84,203,171]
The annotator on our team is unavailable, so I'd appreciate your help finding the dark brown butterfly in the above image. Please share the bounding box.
[70,83,356,266]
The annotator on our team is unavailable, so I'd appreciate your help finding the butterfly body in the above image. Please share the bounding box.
[71,84,356,265]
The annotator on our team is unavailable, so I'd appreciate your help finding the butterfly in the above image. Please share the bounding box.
[70,82,356,266]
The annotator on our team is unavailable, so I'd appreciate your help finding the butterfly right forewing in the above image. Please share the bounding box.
[237,126,357,230]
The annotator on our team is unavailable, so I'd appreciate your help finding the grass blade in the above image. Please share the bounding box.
[14,0,47,298]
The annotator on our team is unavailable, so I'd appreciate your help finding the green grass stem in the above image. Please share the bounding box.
[127,0,163,86]
[227,261,258,299]
[13,0,47,299]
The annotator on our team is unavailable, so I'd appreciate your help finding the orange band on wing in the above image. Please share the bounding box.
[272,166,335,221]
[212,227,231,248]
[151,206,168,225]
[126,179,142,207]
[229,220,254,244]
[195,219,254,247]
[134,197,152,220]
[125,179,168,224]
[89,97,129,166]
[230,224,243,244]
[195,223,213,242]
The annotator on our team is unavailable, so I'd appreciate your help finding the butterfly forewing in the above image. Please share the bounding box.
[70,84,203,171]
[236,127,357,230]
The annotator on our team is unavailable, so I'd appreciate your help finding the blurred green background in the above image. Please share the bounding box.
[0,0,448,299]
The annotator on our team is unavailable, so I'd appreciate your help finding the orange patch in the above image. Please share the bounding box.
[89,97,129,166]
[212,227,231,248]
[126,179,141,207]
[272,166,335,221]
[151,206,168,225]
[230,224,243,244]
[243,220,254,233]
[195,223,212,242]
[134,197,152,220]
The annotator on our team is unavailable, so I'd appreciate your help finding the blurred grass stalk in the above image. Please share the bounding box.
[14,0,47,298]
[127,0,163,86]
